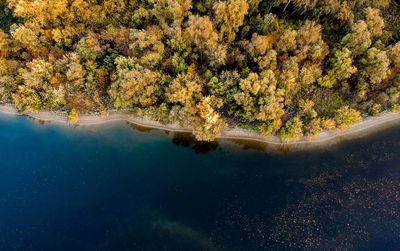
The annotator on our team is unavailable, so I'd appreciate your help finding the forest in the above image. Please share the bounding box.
[1,0,400,141]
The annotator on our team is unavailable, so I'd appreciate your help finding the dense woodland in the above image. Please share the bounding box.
[1,0,400,141]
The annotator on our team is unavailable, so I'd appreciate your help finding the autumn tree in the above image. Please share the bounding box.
[278,56,299,98]
[305,118,322,139]
[213,0,249,43]
[129,26,165,67]
[247,33,277,57]
[0,30,13,57]
[255,49,277,71]
[68,108,79,123]
[360,47,389,89]
[8,0,137,46]
[275,21,328,99]
[110,56,164,108]
[76,36,102,62]
[329,47,357,83]
[185,15,227,67]
[276,29,297,53]
[298,99,317,120]
[279,117,304,142]
[193,96,224,141]
[235,71,285,123]
[321,118,336,131]
[166,72,203,113]
[11,23,42,50]
[296,20,322,47]
[0,58,20,101]
[342,20,372,55]
[364,7,384,38]
[13,59,66,111]
[153,0,192,25]
[334,106,361,129]
[389,42,400,70]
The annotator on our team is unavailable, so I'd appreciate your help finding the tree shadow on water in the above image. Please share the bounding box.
[227,139,268,152]
[126,121,154,133]
[171,132,220,154]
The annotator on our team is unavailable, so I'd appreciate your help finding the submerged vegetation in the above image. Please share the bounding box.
[0,0,400,141]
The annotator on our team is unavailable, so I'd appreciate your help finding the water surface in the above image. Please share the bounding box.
[0,113,399,250]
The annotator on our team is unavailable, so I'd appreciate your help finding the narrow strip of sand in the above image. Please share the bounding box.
[0,104,399,146]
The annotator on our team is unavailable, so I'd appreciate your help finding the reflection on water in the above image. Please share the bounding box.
[0,113,399,250]
[21,114,51,125]
[151,214,219,251]
[172,132,221,154]
[126,121,157,133]
[225,139,268,152]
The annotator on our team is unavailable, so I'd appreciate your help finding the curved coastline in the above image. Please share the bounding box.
[0,104,399,147]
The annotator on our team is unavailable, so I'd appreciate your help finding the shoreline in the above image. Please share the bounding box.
[0,104,399,147]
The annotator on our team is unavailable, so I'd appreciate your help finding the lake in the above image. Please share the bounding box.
[0,113,399,250]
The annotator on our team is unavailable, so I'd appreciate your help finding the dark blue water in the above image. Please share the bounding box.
[0,113,399,250]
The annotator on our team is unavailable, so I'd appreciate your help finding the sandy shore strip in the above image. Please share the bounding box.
[0,103,399,146]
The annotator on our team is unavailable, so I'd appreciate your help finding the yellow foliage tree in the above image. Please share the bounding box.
[193,96,224,141]
[68,108,79,124]
[130,26,165,67]
[166,73,202,113]
[110,57,163,108]
[213,0,249,42]
[235,71,285,122]
[185,15,227,66]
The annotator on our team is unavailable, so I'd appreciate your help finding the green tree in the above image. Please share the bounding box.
[279,117,304,142]
[334,106,361,129]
